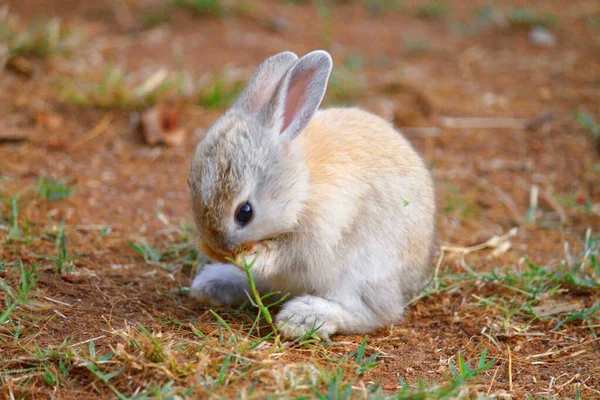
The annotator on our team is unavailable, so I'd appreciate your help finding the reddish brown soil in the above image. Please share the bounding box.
[1,0,599,398]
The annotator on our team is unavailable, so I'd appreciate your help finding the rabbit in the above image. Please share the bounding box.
[188,50,435,339]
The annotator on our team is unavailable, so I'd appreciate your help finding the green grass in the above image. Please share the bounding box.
[142,0,244,27]
[506,8,558,28]
[315,0,333,49]
[59,64,246,111]
[574,110,600,140]
[171,0,224,16]
[325,53,368,106]
[0,15,78,63]
[402,34,431,55]
[423,231,600,335]
[554,192,594,216]
[416,2,450,19]
[198,71,245,109]
[35,177,74,201]
[0,260,40,325]
[443,184,480,218]
[128,224,203,273]
[59,65,181,110]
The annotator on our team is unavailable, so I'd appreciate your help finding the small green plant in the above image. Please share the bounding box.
[232,254,289,346]
[507,8,558,28]
[85,341,129,399]
[443,184,480,218]
[171,0,224,16]
[402,34,431,54]
[0,15,78,62]
[8,196,21,240]
[382,352,493,398]
[554,192,593,215]
[423,232,600,333]
[326,53,368,106]
[365,0,403,17]
[60,65,246,111]
[574,110,600,139]
[0,260,40,325]
[315,0,333,49]
[129,240,163,264]
[474,4,498,24]
[46,220,77,274]
[59,66,181,110]
[198,72,245,109]
[36,177,74,201]
[328,336,382,374]
[142,6,173,29]
[416,2,450,19]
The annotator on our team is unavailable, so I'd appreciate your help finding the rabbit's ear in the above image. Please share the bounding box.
[232,51,299,114]
[261,50,332,141]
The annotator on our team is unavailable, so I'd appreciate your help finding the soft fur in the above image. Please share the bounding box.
[188,50,435,339]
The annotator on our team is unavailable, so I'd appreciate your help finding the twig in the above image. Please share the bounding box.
[69,113,114,151]
[525,184,539,223]
[440,116,526,129]
[527,337,600,359]
[43,296,72,307]
[68,335,106,348]
[507,344,513,393]
[399,127,441,137]
[441,228,518,255]
[477,177,525,224]
[433,251,444,290]
[486,365,500,396]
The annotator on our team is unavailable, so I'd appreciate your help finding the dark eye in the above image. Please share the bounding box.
[235,202,253,227]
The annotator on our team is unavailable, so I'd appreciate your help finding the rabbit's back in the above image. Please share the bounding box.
[294,107,435,298]
[300,108,430,181]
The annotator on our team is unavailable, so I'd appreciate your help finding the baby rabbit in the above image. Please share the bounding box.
[188,50,435,339]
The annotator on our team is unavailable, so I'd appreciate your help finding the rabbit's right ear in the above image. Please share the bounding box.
[232,51,299,114]
[260,50,333,142]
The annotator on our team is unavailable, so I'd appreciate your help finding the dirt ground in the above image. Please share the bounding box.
[1,0,599,398]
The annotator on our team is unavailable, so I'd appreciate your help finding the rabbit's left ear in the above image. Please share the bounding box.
[260,50,332,141]
[232,51,299,115]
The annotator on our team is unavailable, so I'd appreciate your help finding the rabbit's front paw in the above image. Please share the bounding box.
[276,295,338,340]
[190,263,249,306]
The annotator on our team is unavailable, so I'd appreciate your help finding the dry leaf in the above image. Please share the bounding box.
[7,56,37,76]
[35,111,64,129]
[46,138,68,151]
[137,104,187,147]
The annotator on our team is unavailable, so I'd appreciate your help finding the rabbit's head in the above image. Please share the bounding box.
[189,51,333,262]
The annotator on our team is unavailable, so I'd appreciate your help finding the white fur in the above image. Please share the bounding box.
[189,51,435,339]
[190,263,269,306]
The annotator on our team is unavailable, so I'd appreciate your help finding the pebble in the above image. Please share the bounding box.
[529,27,556,47]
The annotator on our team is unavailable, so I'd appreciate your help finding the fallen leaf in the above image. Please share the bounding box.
[137,104,187,147]
[7,56,37,76]
[46,138,68,151]
[35,111,64,129]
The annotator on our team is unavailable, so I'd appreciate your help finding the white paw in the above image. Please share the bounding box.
[189,264,249,306]
[275,295,338,340]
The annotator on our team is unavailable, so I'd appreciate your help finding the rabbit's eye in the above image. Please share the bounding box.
[235,202,253,227]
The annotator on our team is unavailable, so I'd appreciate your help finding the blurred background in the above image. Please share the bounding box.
[1,0,597,238]
[1,1,599,398]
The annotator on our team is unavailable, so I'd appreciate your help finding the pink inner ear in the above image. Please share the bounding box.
[281,67,315,134]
